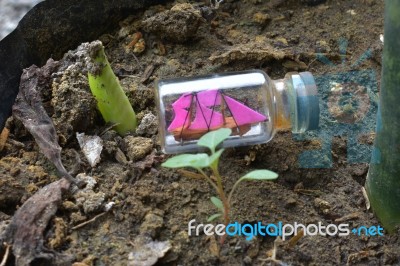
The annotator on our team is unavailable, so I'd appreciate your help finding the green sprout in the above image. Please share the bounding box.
[365,0,400,232]
[87,41,137,135]
[162,128,278,241]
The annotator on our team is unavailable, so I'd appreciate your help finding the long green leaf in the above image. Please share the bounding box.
[210,196,224,211]
[161,153,209,169]
[239,170,278,181]
[228,169,278,204]
[198,128,232,153]
[207,213,222,222]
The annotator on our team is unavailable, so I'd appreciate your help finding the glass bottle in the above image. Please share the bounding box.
[155,70,319,154]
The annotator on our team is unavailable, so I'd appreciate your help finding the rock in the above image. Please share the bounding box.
[139,212,164,238]
[76,133,103,167]
[62,200,79,211]
[70,212,87,224]
[128,235,171,266]
[285,197,297,208]
[136,112,158,136]
[51,44,98,144]
[315,40,331,53]
[142,3,202,43]
[314,198,331,214]
[124,136,153,161]
[73,174,105,214]
[253,12,270,26]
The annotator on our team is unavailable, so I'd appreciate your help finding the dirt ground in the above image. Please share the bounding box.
[1,0,397,265]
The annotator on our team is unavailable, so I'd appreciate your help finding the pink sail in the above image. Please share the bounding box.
[223,95,267,126]
[189,101,223,129]
[167,94,192,131]
[196,89,221,106]
[167,89,267,132]
[172,93,192,108]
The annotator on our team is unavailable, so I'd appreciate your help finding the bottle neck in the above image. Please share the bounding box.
[272,72,319,133]
[272,78,292,131]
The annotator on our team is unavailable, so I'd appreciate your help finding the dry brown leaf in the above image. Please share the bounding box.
[0,178,73,266]
[12,59,76,184]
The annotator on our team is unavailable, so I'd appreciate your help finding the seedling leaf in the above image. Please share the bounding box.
[239,170,278,181]
[209,148,224,168]
[198,128,232,153]
[161,153,209,169]
[207,213,222,222]
[211,196,224,211]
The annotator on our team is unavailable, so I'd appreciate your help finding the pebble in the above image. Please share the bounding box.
[314,198,331,214]
[124,136,153,161]
[136,112,159,136]
[316,40,331,53]
[285,197,297,208]
[139,212,164,238]
[73,174,106,214]
[253,12,270,26]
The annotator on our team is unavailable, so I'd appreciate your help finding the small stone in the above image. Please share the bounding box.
[133,38,146,54]
[76,133,103,167]
[70,212,87,224]
[128,235,171,266]
[140,212,164,238]
[124,136,153,161]
[81,192,105,214]
[73,174,105,214]
[315,40,331,53]
[62,200,79,211]
[253,12,270,26]
[314,198,331,214]
[136,112,158,136]
[275,37,288,47]
[285,197,297,208]
[115,148,129,165]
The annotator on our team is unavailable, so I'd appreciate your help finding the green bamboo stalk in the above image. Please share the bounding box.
[87,41,137,135]
[365,0,400,232]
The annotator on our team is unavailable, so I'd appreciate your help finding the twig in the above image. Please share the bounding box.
[0,243,11,266]
[260,237,288,266]
[287,229,304,248]
[71,212,106,230]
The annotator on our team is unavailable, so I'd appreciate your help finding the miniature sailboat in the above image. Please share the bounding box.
[167,89,267,141]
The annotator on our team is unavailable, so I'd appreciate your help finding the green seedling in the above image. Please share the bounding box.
[162,128,278,241]
[87,41,137,135]
[365,0,400,232]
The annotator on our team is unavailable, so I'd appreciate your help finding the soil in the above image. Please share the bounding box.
[0,0,396,265]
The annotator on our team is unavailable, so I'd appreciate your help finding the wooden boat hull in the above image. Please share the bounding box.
[170,117,251,141]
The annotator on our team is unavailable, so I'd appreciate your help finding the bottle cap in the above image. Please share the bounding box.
[287,71,320,133]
